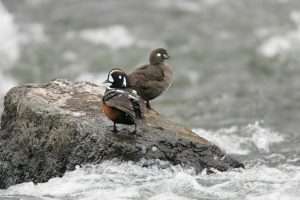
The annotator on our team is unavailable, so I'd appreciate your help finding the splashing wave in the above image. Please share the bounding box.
[194,122,284,155]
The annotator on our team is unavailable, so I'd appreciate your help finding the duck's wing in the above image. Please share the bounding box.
[103,89,145,119]
[128,64,164,85]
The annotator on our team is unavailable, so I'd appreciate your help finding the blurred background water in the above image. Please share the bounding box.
[0,0,300,199]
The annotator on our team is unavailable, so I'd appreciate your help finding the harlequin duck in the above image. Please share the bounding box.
[128,48,173,109]
[102,69,145,133]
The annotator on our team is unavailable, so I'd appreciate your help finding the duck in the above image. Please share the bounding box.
[102,69,145,133]
[128,48,173,109]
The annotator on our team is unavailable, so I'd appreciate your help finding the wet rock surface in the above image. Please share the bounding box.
[0,79,243,189]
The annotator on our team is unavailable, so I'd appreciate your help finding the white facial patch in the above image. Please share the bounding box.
[123,77,127,87]
[108,73,114,82]
[111,69,121,74]
[156,53,161,57]
[118,75,122,79]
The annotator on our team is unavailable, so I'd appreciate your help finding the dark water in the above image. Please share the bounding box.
[0,0,300,199]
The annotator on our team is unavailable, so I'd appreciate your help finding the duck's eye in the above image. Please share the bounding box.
[118,75,122,79]
[156,53,161,57]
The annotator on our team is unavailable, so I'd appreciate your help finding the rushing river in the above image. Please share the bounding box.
[0,0,300,199]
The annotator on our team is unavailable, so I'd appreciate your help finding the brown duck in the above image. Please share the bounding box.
[102,69,145,133]
[128,48,173,109]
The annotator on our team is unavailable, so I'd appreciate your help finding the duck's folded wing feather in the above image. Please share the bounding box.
[103,89,145,119]
[128,65,164,85]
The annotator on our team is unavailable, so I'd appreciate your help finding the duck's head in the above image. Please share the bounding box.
[149,48,170,65]
[104,68,128,89]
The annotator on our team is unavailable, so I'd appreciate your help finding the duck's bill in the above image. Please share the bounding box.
[163,54,170,59]
[102,80,112,88]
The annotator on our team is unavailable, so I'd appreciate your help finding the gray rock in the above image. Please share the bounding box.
[0,79,243,189]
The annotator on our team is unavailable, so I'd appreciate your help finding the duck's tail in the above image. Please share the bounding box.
[130,98,143,119]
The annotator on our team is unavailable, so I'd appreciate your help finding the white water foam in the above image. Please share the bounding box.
[79,25,135,49]
[1,160,300,200]
[258,36,291,58]
[207,164,300,200]
[194,122,284,155]
[258,10,300,58]
[0,161,194,200]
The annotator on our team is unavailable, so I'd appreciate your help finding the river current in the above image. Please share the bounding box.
[0,0,300,199]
